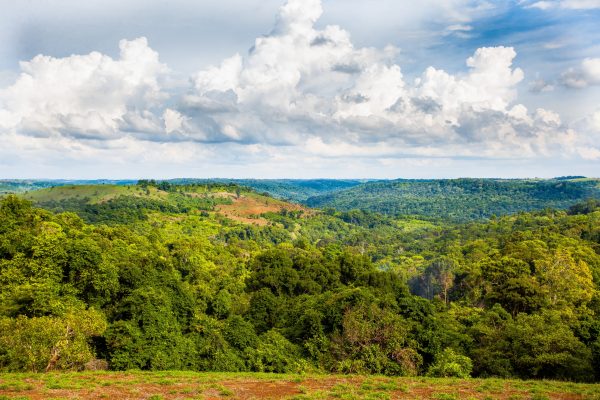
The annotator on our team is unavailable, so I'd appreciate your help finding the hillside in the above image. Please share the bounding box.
[11,177,600,222]
[22,181,311,226]
[306,177,600,221]
[2,178,364,203]
[2,182,600,382]
[0,179,136,195]
[169,178,366,202]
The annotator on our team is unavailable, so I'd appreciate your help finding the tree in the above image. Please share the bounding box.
[0,308,107,372]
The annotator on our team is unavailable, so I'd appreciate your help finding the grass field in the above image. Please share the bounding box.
[19,184,312,227]
[22,184,167,203]
[1,372,599,400]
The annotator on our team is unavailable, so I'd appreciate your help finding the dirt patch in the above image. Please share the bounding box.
[0,373,595,400]
[216,194,309,226]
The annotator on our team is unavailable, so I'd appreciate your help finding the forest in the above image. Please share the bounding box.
[306,178,600,221]
[0,180,600,383]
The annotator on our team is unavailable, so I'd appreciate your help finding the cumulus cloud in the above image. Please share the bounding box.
[178,0,577,159]
[571,109,600,160]
[0,0,596,171]
[0,37,168,140]
[560,58,600,88]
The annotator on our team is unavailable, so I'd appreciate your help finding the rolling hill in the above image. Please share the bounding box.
[305,177,600,221]
[2,178,364,203]
[2,180,600,381]
[20,181,311,226]
[168,178,367,202]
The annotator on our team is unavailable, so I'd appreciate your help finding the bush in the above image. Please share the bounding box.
[246,330,304,373]
[427,348,473,378]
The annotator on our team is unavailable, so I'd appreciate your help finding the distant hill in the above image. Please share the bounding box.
[168,179,366,202]
[7,177,600,222]
[20,182,310,226]
[305,178,600,221]
[0,179,136,195]
[2,178,364,203]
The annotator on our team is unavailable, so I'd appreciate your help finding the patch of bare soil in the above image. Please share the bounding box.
[216,194,309,226]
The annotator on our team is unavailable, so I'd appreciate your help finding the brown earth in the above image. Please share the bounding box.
[0,373,595,400]
[216,194,310,226]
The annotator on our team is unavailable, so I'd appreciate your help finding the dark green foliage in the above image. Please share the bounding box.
[470,310,594,381]
[307,178,600,221]
[569,198,600,215]
[34,194,229,225]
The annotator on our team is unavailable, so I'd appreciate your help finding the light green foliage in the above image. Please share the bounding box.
[0,308,106,372]
[0,186,599,383]
[427,348,473,378]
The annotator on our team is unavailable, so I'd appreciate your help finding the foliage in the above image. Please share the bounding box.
[0,186,599,382]
[0,309,106,372]
[306,178,600,221]
[427,348,473,378]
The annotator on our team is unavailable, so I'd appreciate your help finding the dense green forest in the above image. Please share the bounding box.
[1,181,600,382]
[307,178,600,221]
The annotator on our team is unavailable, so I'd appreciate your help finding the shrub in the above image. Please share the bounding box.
[427,348,473,378]
[246,330,304,373]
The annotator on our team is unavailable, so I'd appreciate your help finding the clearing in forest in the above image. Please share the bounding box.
[216,192,310,225]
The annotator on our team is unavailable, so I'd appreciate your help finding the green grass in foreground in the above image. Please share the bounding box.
[1,372,600,399]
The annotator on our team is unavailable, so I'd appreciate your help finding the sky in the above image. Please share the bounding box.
[0,0,599,179]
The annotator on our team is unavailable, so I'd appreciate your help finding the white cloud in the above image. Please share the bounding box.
[444,24,474,38]
[0,0,596,175]
[446,24,473,31]
[529,78,555,93]
[528,1,555,9]
[570,109,600,160]
[561,0,600,8]
[163,109,187,134]
[592,109,600,130]
[0,37,168,140]
[526,0,600,9]
[561,58,600,88]
[578,146,600,160]
[181,0,574,159]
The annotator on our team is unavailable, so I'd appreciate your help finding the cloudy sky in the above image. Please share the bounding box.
[0,0,599,179]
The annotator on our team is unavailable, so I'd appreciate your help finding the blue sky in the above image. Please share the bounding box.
[0,0,599,178]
